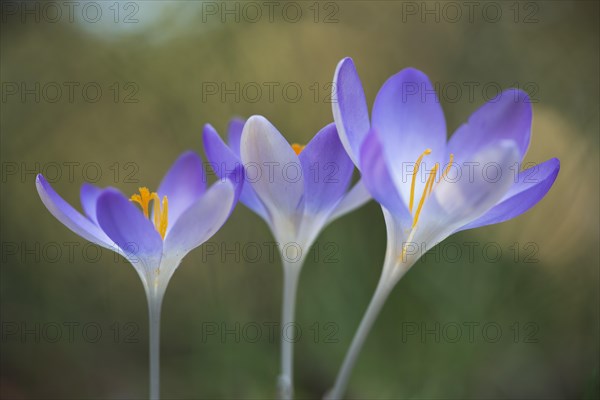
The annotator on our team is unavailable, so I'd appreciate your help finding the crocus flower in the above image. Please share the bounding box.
[326,58,560,399]
[203,116,370,399]
[36,151,242,400]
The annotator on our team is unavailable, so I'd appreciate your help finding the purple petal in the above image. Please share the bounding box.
[418,140,521,238]
[203,123,241,175]
[96,189,163,270]
[223,163,245,206]
[240,115,304,218]
[203,123,268,220]
[227,117,245,157]
[164,179,236,260]
[371,68,447,203]
[359,130,412,224]
[36,174,113,249]
[448,89,532,164]
[80,183,103,224]
[458,158,559,231]
[299,123,354,214]
[332,57,371,166]
[328,179,372,221]
[157,151,206,229]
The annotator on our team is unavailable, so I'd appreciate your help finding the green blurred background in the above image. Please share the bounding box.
[1,1,598,399]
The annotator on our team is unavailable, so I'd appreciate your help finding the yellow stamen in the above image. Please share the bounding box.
[129,187,152,218]
[161,197,168,239]
[151,193,168,239]
[409,149,432,213]
[398,151,455,264]
[291,143,305,155]
[439,153,454,184]
[130,187,169,239]
[412,163,438,228]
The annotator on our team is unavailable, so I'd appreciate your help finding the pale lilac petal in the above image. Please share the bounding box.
[415,141,521,246]
[240,115,304,219]
[80,183,103,224]
[371,68,447,205]
[203,123,268,220]
[328,179,372,221]
[299,123,354,214]
[359,130,412,225]
[448,89,532,164]
[380,208,410,278]
[332,57,371,166]
[36,174,113,249]
[203,123,241,177]
[458,158,559,231]
[228,117,245,157]
[164,179,236,260]
[96,189,163,271]
[157,151,206,229]
[223,164,244,206]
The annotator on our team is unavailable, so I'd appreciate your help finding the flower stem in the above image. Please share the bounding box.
[148,292,163,400]
[278,260,302,400]
[324,275,394,400]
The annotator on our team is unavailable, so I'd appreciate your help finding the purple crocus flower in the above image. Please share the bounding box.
[203,116,370,399]
[326,58,560,399]
[36,151,242,400]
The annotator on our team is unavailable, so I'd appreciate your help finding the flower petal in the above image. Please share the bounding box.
[458,158,559,231]
[447,89,532,163]
[223,164,245,207]
[415,140,521,245]
[240,115,305,219]
[96,189,163,271]
[328,179,372,221]
[157,151,206,229]
[228,117,245,157]
[371,68,447,204]
[332,57,371,166]
[36,174,113,249]
[380,207,410,280]
[203,123,240,175]
[203,123,268,220]
[359,129,412,225]
[80,182,103,224]
[299,123,354,214]
[164,178,236,261]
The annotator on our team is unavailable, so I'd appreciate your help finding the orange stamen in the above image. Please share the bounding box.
[130,188,169,239]
[291,143,305,155]
[409,149,432,213]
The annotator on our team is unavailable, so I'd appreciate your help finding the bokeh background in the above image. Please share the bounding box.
[1,1,598,399]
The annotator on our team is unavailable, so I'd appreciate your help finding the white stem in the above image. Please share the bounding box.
[148,291,163,400]
[278,260,303,400]
[324,273,395,400]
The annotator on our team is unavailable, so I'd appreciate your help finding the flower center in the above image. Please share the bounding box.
[130,187,169,239]
[409,149,454,228]
[291,143,305,155]
[398,150,454,264]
